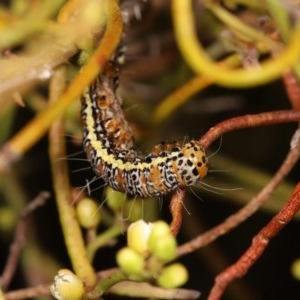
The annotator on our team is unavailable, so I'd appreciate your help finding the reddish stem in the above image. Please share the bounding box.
[207,181,300,300]
[169,188,185,235]
[282,70,300,110]
[199,110,300,149]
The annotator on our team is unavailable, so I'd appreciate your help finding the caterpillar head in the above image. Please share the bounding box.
[181,141,208,181]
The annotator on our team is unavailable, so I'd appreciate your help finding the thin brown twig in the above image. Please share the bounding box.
[199,109,300,149]
[169,188,185,235]
[0,191,50,291]
[208,179,300,300]
[4,284,50,300]
[282,69,300,110]
[177,129,300,257]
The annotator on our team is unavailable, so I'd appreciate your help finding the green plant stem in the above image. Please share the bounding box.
[96,270,127,296]
[49,66,97,290]
[87,222,123,262]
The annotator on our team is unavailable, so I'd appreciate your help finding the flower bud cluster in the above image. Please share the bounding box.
[116,220,188,288]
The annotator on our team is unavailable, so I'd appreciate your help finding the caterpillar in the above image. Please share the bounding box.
[81,56,208,198]
[86,58,135,150]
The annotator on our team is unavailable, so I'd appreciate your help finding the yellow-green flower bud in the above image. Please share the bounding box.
[123,200,143,222]
[147,221,176,262]
[106,188,124,212]
[149,235,177,262]
[157,263,188,289]
[76,198,101,229]
[127,220,153,257]
[50,269,85,300]
[116,247,145,275]
[148,221,172,248]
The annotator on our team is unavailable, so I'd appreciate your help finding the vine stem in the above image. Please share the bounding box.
[48,65,98,292]
[208,179,300,299]
[87,222,123,262]
[169,188,185,235]
[0,0,123,172]
[282,70,300,110]
[199,109,300,148]
[172,0,300,88]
